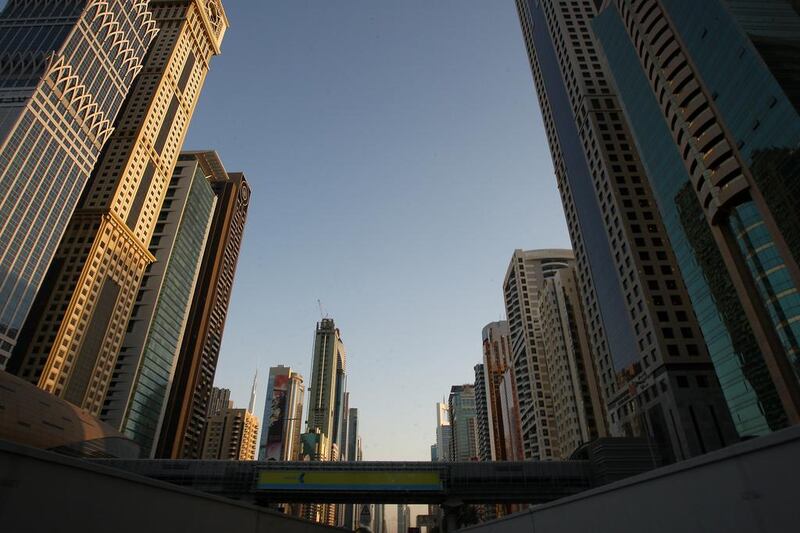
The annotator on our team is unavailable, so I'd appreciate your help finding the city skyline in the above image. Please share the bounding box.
[180,0,570,462]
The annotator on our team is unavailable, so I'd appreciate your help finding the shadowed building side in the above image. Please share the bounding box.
[156,152,249,459]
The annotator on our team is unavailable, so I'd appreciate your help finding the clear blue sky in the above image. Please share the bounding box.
[183,1,571,462]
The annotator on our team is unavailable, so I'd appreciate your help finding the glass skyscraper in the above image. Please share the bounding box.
[99,158,216,456]
[0,0,157,367]
[515,0,737,461]
[593,0,800,433]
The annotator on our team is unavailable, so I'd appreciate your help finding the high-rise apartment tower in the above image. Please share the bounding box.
[502,249,574,459]
[0,0,157,367]
[515,0,737,461]
[10,2,228,422]
[98,157,216,457]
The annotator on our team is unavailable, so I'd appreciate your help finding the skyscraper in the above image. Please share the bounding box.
[156,151,250,459]
[397,504,411,533]
[98,158,217,457]
[473,363,490,461]
[538,267,607,459]
[346,407,359,461]
[201,405,259,461]
[448,384,479,462]
[498,367,524,461]
[591,0,800,437]
[0,0,157,368]
[258,365,305,461]
[10,1,228,419]
[515,0,737,461]
[208,387,232,417]
[481,321,514,460]
[434,402,452,462]
[502,249,574,460]
[305,318,347,459]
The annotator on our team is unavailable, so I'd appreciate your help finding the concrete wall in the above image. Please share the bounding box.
[461,425,800,533]
[0,440,344,533]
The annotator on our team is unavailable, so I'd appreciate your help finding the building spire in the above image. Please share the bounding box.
[248,367,258,413]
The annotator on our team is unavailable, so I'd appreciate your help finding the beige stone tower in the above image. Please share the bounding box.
[12,1,228,416]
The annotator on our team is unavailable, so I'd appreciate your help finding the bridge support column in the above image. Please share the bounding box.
[441,499,463,533]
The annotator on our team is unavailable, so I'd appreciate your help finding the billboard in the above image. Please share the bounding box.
[265,373,289,460]
[256,470,442,491]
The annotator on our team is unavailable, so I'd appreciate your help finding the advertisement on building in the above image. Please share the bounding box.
[265,373,289,460]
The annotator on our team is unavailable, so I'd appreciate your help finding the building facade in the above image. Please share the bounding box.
[515,0,737,462]
[473,363,491,461]
[481,321,514,460]
[538,267,608,459]
[434,402,452,462]
[258,366,304,461]
[10,1,228,419]
[503,249,574,460]
[0,0,157,368]
[201,406,259,461]
[156,152,250,459]
[591,0,800,437]
[305,318,347,459]
[448,384,479,462]
[208,387,232,417]
[98,158,216,457]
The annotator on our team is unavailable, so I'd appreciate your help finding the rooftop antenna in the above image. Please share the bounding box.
[317,299,328,319]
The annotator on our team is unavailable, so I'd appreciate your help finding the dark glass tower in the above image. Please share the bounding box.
[155,151,250,459]
[515,0,737,461]
[592,0,800,433]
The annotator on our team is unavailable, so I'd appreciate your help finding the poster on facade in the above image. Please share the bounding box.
[265,373,289,460]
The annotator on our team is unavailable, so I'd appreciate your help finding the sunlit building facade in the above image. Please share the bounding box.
[503,249,573,460]
[10,1,228,422]
[0,0,157,368]
[539,267,607,459]
[201,406,259,461]
[481,321,514,460]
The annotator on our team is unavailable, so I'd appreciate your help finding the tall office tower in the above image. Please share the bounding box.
[538,267,608,459]
[373,504,385,533]
[346,407,359,461]
[430,444,438,461]
[473,364,491,461]
[0,1,157,368]
[10,1,228,415]
[397,504,411,533]
[333,380,348,459]
[98,159,216,457]
[156,152,249,459]
[591,0,800,438]
[343,407,360,530]
[503,249,574,460]
[482,321,514,460]
[258,365,305,461]
[499,367,525,461]
[448,384,479,461]
[305,318,347,458]
[201,405,259,461]
[515,0,737,461]
[434,402,452,462]
[207,386,231,417]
